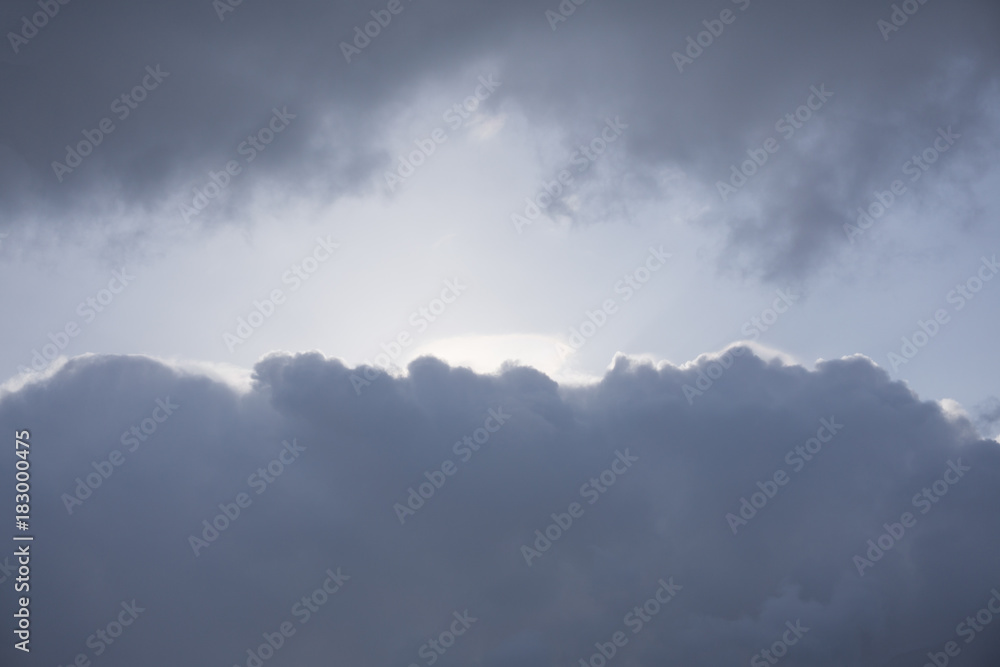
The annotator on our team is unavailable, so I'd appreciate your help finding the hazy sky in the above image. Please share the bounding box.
[1,1,999,665]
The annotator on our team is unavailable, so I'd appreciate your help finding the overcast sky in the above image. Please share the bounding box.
[1,0,999,665]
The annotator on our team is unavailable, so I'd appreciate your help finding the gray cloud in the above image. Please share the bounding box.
[1,0,998,277]
[2,349,998,666]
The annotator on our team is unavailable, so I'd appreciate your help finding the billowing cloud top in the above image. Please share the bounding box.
[1,349,998,666]
[1,0,998,277]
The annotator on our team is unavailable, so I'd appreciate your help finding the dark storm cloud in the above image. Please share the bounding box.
[1,349,998,666]
[1,0,998,275]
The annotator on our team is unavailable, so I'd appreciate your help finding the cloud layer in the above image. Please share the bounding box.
[2,0,998,277]
[2,349,998,666]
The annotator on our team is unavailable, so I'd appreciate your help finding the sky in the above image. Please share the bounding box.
[0,0,999,665]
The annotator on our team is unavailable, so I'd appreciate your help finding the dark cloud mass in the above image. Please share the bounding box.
[1,0,998,277]
[1,350,998,666]
[1,2,998,663]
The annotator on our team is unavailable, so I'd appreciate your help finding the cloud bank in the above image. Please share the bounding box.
[2,0,998,277]
[1,349,998,666]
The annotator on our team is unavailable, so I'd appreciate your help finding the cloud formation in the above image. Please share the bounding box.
[2,349,998,666]
[2,0,998,277]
